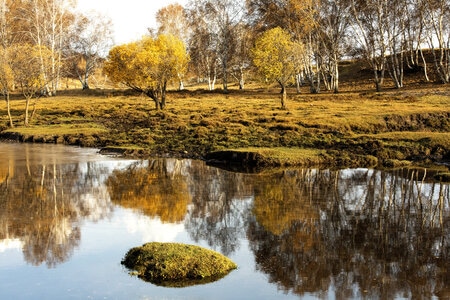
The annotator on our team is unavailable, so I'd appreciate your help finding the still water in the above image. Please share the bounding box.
[0,143,448,299]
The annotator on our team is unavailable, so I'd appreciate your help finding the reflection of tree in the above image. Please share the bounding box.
[72,162,115,222]
[248,170,333,295]
[106,159,252,256]
[3,145,448,299]
[1,163,81,267]
[0,145,114,267]
[248,169,450,298]
[253,170,322,242]
[0,152,14,186]
[184,162,253,256]
[106,159,190,223]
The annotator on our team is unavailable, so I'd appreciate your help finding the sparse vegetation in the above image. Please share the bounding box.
[122,242,237,287]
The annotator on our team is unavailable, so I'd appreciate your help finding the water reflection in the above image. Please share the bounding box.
[184,161,252,256]
[0,144,116,267]
[106,159,252,256]
[248,169,450,298]
[1,143,449,299]
[104,160,450,297]
[106,159,190,223]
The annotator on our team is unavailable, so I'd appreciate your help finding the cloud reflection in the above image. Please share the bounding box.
[0,239,23,252]
[121,210,185,243]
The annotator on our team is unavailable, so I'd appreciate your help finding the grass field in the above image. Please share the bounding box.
[1,76,449,170]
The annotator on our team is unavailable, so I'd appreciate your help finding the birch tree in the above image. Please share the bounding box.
[156,3,189,42]
[0,0,16,127]
[156,4,189,90]
[0,47,14,127]
[11,44,53,126]
[247,0,321,93]
[423,0,450,83]
[385,0,409,88]
[350,0,389,91]
[187,0,246,92]
[186,3,219,90]
[68,12,113,90]
[316,0,351,93]
[20,0,75,95]
[404,0,430,81]
[229,22,252,90]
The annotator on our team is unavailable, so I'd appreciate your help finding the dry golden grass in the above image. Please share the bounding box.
[0,81,449,168]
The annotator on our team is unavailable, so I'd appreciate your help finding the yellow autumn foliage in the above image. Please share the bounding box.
[252,27,301,108]
[0,48,14,91]
[106,165,190,223]
[252,27,295,83]
[103,34,189,110]
[253,173,320,251]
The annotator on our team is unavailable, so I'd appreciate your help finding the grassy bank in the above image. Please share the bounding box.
[0,83,449,169]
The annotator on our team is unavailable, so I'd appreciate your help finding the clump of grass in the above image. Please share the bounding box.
[241,147,326,166]
[122,242,237,287]
[383,159,413,168]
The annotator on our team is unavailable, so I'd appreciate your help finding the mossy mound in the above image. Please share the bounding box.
[122,242,237,287]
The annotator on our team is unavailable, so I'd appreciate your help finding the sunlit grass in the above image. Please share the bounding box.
[230,147,326,166]
[0,84,448,167]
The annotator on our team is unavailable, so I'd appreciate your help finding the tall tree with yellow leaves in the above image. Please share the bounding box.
[104,34,189,110]
[252,27,299,109]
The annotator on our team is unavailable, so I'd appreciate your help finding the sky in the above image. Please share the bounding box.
[76,0,187,45]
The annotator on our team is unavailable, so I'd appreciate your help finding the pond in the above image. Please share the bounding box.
[0,143,449,299]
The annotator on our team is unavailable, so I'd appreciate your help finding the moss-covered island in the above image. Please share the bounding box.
[121,242,237,287]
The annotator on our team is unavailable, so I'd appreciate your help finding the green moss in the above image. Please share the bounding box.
[122,242,237,287]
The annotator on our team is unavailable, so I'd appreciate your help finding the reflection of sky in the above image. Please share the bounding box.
[0,203,299,300]
[121,210,185,243]
[0,239,23,252]
[78,207,192,258]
